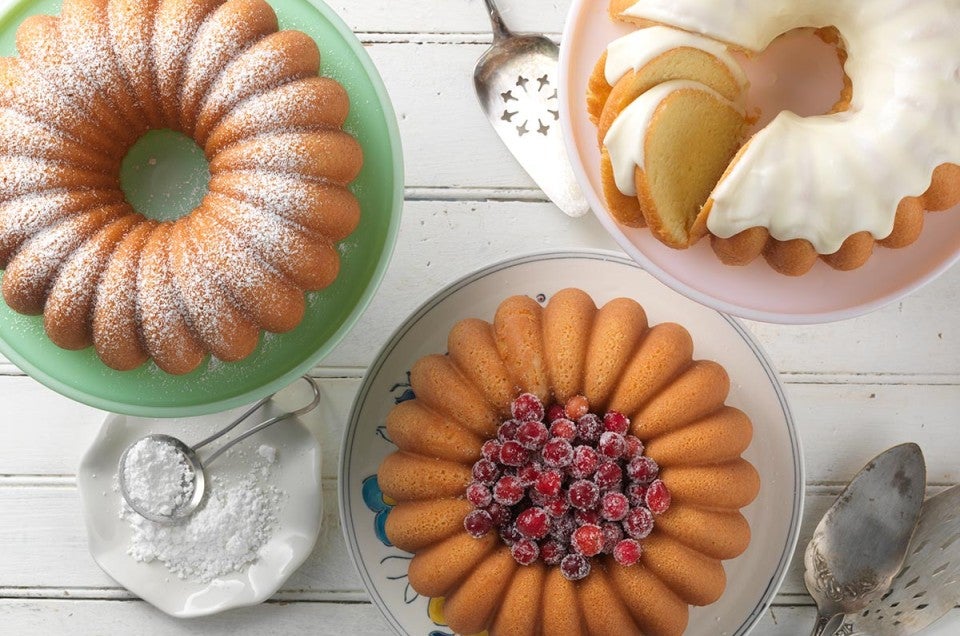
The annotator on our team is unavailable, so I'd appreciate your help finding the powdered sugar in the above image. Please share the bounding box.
[121,437,196,518]
[120,444,283,583]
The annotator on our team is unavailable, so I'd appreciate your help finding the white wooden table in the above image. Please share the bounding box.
[1,1,959,633]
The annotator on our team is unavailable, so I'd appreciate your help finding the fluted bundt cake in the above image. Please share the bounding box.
[591,0,960,275]
[0,0,362,373]
[376,289,760,635]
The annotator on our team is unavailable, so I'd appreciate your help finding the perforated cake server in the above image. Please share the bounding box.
[843,484,960,635]
[473,0,589,217]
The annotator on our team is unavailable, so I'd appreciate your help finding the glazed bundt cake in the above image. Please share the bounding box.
[0,0,362,373]
[593,0,960,275]
[376,289,760,636]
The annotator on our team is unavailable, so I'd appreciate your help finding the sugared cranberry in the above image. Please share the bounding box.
[486,502,508,526]
[595,462,623,490]
[613,539,642,566]
[512,393,545,422]
[571,524,604,557]
[498,420,520,441]
[626,483,647,508]
[540,539,566,565]
[516,420,549,450]
[543,496,569,518]
[564,395,589,420]
[549,418,577,441]
[577,414,604,444]
[546,404,566,423]
[623,507,654,540]
[568,479,600,510]
[627,456,659,484]
[498,440,529,466]
[624,435,645,458]
[464,509,493,538]
[574,507,601,526]
[517,461,542,486]
[645,479,672,514]
[598,431,626,460]
[560,553,591,581]
[472,459,499,485]
[601,492,629,522]
[466,482,493,507]
[550,512,577,541]
[601,522,624,554]
[493,475,525,506]
[603,411,630,435]
[500,523,523,545]
[511,538,540,565]
[542,438,574,468]
[481,439,502,461]
[535,469,563,497]
[468,393,659,570]
[516,507,550,539]
[569,445,600,478]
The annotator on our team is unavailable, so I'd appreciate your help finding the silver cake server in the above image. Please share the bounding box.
[805,443,927,636]
[473,0,589,217]
[844,484,960,635]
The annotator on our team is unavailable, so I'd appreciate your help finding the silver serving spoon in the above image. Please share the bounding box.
[473,0,589,217]
[845,484,960,635]
[118,375,321,524]
[805,443,927,636]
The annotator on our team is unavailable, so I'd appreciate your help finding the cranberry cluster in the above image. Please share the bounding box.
[463,393,671,581]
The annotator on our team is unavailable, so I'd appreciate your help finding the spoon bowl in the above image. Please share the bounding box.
[118,434,206,523]
[804,443,927,635]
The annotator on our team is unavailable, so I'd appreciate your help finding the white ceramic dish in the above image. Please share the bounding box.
[340,250,803,636]
[77,382,323,618]
[557,1,960,324]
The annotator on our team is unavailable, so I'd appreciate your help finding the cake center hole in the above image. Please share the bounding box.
[120,129,210,222]
[737,27,848,131]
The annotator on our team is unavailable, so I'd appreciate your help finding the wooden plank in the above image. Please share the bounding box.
[0,485,364,593]
[334,1,570,36]
[1,598,959,635]
[0,599,391,635]
[0,374,958,482]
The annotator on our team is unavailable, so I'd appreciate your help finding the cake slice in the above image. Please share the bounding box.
[603,80,746,248]
[590,28,747,227]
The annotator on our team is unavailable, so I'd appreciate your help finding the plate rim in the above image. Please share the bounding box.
[556,0,960,325]
[0,0,404,418]
[338,248,805,636]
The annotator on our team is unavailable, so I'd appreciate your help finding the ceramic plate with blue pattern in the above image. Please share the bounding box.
[339,249,803,635]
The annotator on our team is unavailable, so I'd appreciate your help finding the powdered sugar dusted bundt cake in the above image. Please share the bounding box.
[376,289,759,635]
[593,0,960,275]
[0,0,362,373]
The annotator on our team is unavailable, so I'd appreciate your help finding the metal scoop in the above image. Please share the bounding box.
[118,375,321,524]
[473,0,589,217]
[845,484,960,635]
[804,443,927,636]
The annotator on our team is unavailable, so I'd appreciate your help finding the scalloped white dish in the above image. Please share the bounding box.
[339,250,803,635]
[558,0,960,324]
[77,384,322,618]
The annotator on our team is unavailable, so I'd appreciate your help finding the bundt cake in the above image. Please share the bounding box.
[0,0,362,373]
[592,0,960,275]
[376,289,760,636]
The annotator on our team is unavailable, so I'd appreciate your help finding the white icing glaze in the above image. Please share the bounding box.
[604,26,747,89]
[604,79,741,196]
[621,0,960,254]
